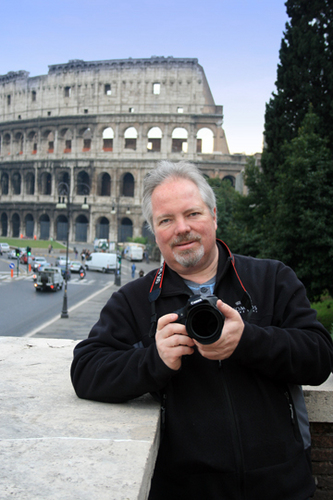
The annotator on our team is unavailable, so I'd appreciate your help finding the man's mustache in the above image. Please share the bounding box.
[171,234,201,248]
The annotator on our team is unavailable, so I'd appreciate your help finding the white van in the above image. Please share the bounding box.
[124,245,143,262]
[85,252,117,273]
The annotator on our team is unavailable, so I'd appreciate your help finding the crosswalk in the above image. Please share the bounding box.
[0,273,96,286]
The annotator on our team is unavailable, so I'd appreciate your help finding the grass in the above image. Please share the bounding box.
[0,237,66,250]
[311,296,333,334]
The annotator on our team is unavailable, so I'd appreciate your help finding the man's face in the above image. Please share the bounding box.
[151,177,218,276]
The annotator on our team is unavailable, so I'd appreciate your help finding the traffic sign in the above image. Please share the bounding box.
[9,263,15,269]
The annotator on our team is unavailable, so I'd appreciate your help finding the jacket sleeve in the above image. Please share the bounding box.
[70,286,175,403]
[231,261,333,386]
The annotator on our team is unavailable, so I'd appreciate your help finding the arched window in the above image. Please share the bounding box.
[1,213,8,236]
[122,173,134,197]
[1,173,9,195]
[40,172,52,195]
[26,172,35,195]
[119,217,133,242]
[25,214,34,238]
[61,128,73,153]
[147,127,162,152]
[222,175,235,187]
[76,214,89,242]
[124,127,137,150]
[100,173,111,196]
[82,128,92,152]
[77,171,90,195]
[12,173,21,195]
[12,213,20,238]
[27,131,38,154]
[14,132,24,155]
[39,214,50,240]
[172,128,188,153]
[46,131,54,153]
[3,133,11,155]
[96,216,109,239]
[196,128,214,154]
[102,127,114,151]
[56,214,68,241]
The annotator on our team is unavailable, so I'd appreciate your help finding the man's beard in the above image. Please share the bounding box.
[171,234,205,268]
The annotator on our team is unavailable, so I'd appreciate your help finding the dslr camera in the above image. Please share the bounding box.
[174,295,224,345]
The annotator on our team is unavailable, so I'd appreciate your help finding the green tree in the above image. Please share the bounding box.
[264,109,333,301]
[263,0,333,179]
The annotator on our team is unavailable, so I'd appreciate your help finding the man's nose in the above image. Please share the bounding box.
[174,217,191,234]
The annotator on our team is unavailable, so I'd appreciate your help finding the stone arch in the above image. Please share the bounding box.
[119,217,133,242]
[25,172,35,195]
[1,172,9,195]
[102,127,114,151]
[196,127,214,154]
[96,216,109,239]
[122,172,134,197]
[25,213,34,238]
[1,212,8,236]
[75,214,89,242]
[222,175,235,187]
[12,213,20,238]
[124,127,137,150]
[12,172,21,195]
[172,127,188,153]
[56,214,68,241]
[40,172,52,195]
[77,170,90,195]
[40,213,50,239]
[147,126,162,152]
[99,172,111,196]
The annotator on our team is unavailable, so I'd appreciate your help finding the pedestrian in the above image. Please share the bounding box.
[139,269,144,278]
[131,263,136,279]
[71,161,333,500]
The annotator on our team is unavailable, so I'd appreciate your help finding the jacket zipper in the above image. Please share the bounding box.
[219,362,246,500]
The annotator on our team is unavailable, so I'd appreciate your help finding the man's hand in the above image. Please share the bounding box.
[155,313,195,371]
[195,300,244,360]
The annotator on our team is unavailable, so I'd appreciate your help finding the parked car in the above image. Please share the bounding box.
[0,242,10,254]
[32,257,50,272]
[7,249,17,259]
[69,260,85,273]
[55,256,69,267]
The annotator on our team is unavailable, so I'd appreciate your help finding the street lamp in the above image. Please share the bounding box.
[56,182,70,318]
[111,200,122,286]
[56,181,90,318]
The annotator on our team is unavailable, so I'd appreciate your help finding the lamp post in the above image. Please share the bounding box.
[56,181,90,317]
[56,182,70,318]
[111,200,122,286]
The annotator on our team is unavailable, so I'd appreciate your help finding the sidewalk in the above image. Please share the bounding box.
[24,258,158,341]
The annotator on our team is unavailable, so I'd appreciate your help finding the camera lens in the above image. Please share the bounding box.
[187,304,224,344]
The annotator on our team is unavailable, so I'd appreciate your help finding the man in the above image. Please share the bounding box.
[71,161,333,499]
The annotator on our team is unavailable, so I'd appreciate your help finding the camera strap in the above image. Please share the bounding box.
[148,261,166,337]
[148,240,253,338]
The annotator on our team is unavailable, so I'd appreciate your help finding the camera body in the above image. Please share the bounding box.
[174,294,224,345]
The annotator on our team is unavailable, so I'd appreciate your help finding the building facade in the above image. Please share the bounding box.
[0,56,247,244]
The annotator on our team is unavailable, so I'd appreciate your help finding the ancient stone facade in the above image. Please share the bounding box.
[0,57,247,244]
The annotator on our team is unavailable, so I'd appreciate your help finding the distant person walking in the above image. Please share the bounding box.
[131,263,136,279]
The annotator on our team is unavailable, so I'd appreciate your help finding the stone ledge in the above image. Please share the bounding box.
[0,336,332,499]
[0,337,160,500]
[303,375,333,423]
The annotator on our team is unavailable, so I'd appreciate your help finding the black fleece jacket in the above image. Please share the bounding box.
[71,241,333,500]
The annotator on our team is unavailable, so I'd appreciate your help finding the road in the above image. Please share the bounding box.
[0,253,140,337]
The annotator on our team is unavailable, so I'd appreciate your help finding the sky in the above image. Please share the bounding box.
[1,0,289,155]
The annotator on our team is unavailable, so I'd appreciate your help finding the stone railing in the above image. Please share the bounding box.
[0,336,332,499]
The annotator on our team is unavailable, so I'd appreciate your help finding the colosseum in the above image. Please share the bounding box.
[0,56,247,245]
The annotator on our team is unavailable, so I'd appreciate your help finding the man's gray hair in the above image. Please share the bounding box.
[142,161,216,232]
